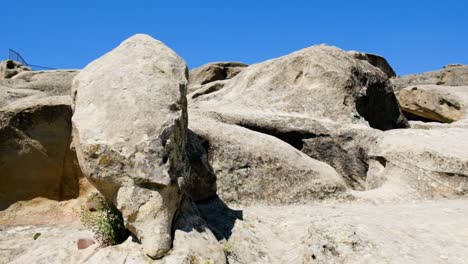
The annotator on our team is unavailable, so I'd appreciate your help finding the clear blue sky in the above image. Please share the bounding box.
[2,0,467,75]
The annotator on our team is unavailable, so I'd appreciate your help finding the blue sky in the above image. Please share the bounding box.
[1,0,467,75]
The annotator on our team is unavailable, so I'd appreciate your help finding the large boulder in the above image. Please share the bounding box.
[72,34,189,258]
[398,85,468,123]
[191,44,407,131]
[366,128,468,199]
[0,60,31,79]
[190,113,348,204]
[392,64,468,91]
[189,45,407,194]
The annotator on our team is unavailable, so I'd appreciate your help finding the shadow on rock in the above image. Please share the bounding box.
[195,195,243,240]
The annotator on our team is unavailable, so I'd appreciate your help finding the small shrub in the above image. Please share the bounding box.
[33,233,41,240]
[223,241,234,256]
[80,193,130,246]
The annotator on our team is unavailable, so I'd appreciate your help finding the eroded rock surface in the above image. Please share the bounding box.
[366,128,468,198]
[190,114,348,204]
[189,45,406,195]
[188,62,247,92]
[0,60,31,79]
[392,64,468,91]
[398,85,468,123]
[191,44,407,131]
[72,34,189,258]
[0,69,83,211]
[348,51,396,78]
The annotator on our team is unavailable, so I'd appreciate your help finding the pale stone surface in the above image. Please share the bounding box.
[191,44,408,131]
[188,62,246,92]
[224,200,468,264]
[188,80,228,101]
[366,128,468,198]
[392,64,468,91]
[190,113,349,204]
[72,34,189,258]
[3,38,468,264]
[398,85,468,123]
[0,60,31,79]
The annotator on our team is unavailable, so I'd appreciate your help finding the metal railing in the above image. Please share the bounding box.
[8,49,56,70]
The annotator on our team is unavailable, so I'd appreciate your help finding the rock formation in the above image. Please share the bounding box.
[188,62,247,91]
[0,59,31,79]
[72,34,190,258]
[1,35,468,264]
[398,85,468,123]
[0,69,82,211]
[392,64,468,91]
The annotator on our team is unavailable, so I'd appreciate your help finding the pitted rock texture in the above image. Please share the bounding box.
[72,34,189,258]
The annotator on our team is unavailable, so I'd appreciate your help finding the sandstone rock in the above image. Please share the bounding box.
[197,111,380,191]
[347,51,396,78]
[0,60,31,79]
[0,178,94,226]
[184,130,217,201]
[166,197,226,264]
[366,128,468,198]
[188,80,228,100]
[0,96,81,210]
[72,34,189,258]
[188,62,247,92]
[188,45,408,195]
[0,68,89,219]
[398,85,468,123]
[301,125,380,190]
[191,44,408,131]
[392,64,468,91]
[223,200,468,264]
[77,238,96,250]
[189,113,348,204]
[9,70,79,95]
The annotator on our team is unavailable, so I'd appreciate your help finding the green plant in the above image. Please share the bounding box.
[80,193,130,246]
[223,241,234,256]
[33,233,41,240]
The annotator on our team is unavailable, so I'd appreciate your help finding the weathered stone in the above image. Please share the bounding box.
[348,51,396,78]
[77,238,96,250]
[191,44,408,131]
[166,197,227,264]
[72,34,189,258]
[183,130,217,201]
[398,85,468,123]
[9,70,79,95]
[366,128,468,198]
[188,80,228,100]
[194,111,380,191]
[392,64,468,91]
[0,60,31,79]
[189,113,348,204]
[0,96,81,210]
[188,45,408,195]
[188,62,247,92]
